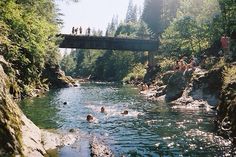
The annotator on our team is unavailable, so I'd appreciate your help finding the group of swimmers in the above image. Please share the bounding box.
[173,55,198,72]
[86,106,129,122]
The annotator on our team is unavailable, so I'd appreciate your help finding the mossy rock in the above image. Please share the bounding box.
[0,65,23,156]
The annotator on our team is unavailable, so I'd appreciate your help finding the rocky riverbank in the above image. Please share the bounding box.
[0,55,79,156]
[138,63,236,144]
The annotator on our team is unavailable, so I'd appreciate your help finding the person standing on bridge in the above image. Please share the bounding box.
[75,27,78,35]
[72,26,75,35]
[79,26,82,35]
[87,27,91,36]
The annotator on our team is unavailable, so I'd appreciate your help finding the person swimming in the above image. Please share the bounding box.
[121,110,128,115]
[101,106,105,113]
[87,114,94,122]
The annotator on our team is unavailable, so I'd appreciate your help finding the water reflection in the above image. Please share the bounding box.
[20,83,234,156]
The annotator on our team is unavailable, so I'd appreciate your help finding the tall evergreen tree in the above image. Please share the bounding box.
[125,0,138,23]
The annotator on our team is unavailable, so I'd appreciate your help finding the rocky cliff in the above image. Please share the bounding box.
[43,63,77,89]
[0,57,77,156]
[217,64,236,144]
[142,65,235,143]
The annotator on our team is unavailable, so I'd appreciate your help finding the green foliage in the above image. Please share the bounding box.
[142,0,164,37]
[142,0,179,37]
[218,0,236,35]
[223,65,236,89]
[115,22,139,37]
[158,57,175,72]
[0,0,60,94]
[125,0,138,23]
[123,63,147,82]
[60,52,77,76]
[160,0,222,57]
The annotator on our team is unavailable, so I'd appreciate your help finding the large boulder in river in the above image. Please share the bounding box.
[43,63,76,88]
[170,68,223,108]
[189,67,223,106]
[165,71,192,102]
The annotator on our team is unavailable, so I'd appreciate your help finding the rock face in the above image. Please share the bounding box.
[217,65,236,143]
[90,137,114,157]
[0,62,48,156]
[43,63,76,88]
[189,68,223,106]
[0,63,23,156]
[165,71,192,102]
[0,58,77,156]
[164,68,223,108]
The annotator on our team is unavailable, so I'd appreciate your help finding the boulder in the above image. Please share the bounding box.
[161,71,174,85]
[170,68,223,109]
[165,71,192,102]
[43,63,76,88]
[90,137,114,157]
[189,68,223,106]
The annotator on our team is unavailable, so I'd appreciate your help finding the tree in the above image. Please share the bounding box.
[142,0,164,37]
[142,0,179,37]
[0,0,60,92]
[218,0,236,35]
[125,0,138,23]
[160,0,223,56]
[106,15,118,36]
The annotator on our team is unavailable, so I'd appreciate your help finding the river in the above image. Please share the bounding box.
[20,83,234,157]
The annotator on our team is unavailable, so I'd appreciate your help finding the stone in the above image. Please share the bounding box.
[165,71,191,102]
[90,137,114,157]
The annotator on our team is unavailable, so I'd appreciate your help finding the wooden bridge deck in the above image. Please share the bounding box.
[58,34,158,51]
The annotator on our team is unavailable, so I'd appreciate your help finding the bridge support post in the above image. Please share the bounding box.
[148,51,155,68]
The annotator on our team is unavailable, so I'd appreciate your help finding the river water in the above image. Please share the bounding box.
[20,83,234,157]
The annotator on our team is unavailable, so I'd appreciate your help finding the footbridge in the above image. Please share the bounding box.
[58,34,159,66]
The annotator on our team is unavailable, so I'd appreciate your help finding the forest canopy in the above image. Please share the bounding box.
[60,0,235,82]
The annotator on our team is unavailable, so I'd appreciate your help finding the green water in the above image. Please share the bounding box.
[20,83,234,157]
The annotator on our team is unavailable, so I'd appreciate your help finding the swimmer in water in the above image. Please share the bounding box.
[101,106,105,113]
[121,110,128,115]
[87,114,94,122]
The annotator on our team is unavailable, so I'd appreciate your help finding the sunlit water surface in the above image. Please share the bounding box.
[20,83,234,157]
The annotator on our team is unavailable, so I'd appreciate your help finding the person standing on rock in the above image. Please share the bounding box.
[220,34,230,57]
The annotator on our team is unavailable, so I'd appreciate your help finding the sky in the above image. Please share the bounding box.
[56,0,145,34]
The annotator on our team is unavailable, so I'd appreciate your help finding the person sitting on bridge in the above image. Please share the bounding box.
[87,27,91,36]
[79,26,82,35]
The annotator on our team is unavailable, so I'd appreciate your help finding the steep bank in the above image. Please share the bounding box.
[43,63,77,89]
[217,64,236,143]
[0,62,23,156]
[140,63,235,143]
[0,57,77,156]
